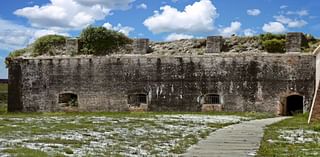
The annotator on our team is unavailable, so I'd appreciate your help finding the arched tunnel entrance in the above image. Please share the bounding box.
[286,95,303,116]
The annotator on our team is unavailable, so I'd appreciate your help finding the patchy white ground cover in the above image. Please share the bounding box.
[0,114,249,156]
[278,129,320,144]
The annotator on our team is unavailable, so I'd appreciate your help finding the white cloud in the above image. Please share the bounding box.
[274,15,307,28]
[243,29,256,36]
[0,18,68,51]
[103,23,134,36]
[287,20,307,28]
[262,22,286,34]
[137,3,147,9]
[74,0,135,10]
[280,5,288,9]
[219,21,241,37]
[287,10,309,16]
[14,0,135,30]
[165,33,194,41]
[143,0,218,34]
[247,9,261,16]
[274,15,292,24]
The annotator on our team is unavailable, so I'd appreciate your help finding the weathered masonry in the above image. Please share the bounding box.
[7,33,317,116]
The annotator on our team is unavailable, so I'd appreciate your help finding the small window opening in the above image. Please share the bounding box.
[59,93,78,107]
[128,94,147,107]
[204,94,220,104]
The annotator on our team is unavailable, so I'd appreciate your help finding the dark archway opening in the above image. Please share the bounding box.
[58,93,78,107]
[286,95,303,116]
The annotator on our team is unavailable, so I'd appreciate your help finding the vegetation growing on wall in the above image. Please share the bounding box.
[4,31,319,63]
[259,33,286,53]
[262,39,286,53]
[259,33,286,41]
[304,34,320,52]
[5,48,28,66]
[79,26,132,55]
[33,35,66,56]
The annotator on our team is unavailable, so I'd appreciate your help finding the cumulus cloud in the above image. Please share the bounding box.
[14,0,135,30]
[143,0,218,34]
[247,9,261,16]
[136,3,147,9]
[274,15,307,28]
[262,22,286,34]
[0,18,68,51]
[243,29,256,36]
[165,33,194,41]
[218,21,241,37]
[103,23,134,36]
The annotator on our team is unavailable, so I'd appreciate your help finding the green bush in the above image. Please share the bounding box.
[33,35,66,56]
[79,26,132,55]
[259,33,285,41]
[262,39,285,53]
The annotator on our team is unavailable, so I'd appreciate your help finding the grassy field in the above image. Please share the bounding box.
[0,112,272,157]
[258,114,320,157]
[0,83,7,112]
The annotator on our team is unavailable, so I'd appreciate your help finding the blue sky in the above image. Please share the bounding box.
[0,0,319,78]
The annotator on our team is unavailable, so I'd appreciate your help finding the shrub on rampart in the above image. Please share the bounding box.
[33,35,66,56]
[259,33,285,41]
[79,26,132,55]
[262,39,285,53]
[259,33,286,53]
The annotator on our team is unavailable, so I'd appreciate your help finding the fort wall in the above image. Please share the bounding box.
[8,53,315,113]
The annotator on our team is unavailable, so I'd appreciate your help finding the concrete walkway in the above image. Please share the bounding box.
[183,117,289,157]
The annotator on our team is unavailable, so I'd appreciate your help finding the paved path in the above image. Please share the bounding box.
[183,117,289,157]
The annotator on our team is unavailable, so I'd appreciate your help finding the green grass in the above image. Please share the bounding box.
[258,113,320,157]
[0,83,7,92]
[0,83,7,102]
[3,147,49,157]
[0,83,7,113]
[30,138,87,145]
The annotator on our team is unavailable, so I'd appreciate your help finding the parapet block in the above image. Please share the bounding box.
[66,38,79,55]
[206,36,223,53]
[132,38,149,54]
[286,32,306,53]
